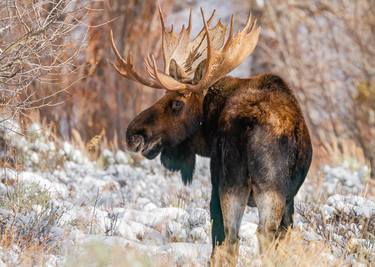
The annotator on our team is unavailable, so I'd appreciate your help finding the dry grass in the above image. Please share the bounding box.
[253,230,345,267]
[64,241,173,267]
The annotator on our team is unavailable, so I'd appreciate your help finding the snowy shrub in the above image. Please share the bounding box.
[167,221,187,242]
[0,182,51,213]
[0,178,66,262]
[321,164,369,196]
[300,163,371,202]
[0,121,67,172]
[297,195,375,264]
[104,210,120,236]
[0,200,65,253]
[114,150,132,165]
[101,149,115,167]
[189,227,207,242]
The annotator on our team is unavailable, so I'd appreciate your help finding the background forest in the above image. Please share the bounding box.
[1,0,374,177]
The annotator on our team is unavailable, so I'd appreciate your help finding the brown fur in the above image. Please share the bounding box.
[215,75,301,137]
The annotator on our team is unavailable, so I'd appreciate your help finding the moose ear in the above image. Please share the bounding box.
[169,59,188,81]
[160,140,196,185]
[192,60,206,84]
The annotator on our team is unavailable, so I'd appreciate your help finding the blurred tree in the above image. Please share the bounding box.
[353,82,375,178]
[252,0,375,177]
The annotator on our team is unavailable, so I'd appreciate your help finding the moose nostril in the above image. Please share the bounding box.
[126,134,145,152]
[131,135,143,145]
[126,126,148,151]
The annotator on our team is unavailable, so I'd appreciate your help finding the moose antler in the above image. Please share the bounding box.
[110,6,260,93]
[110,30,164,89]
[157,6,227,80]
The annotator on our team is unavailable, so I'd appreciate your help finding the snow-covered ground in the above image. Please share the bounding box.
[0,121,374,266]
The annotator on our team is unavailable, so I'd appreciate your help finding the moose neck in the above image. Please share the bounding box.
[188,126,210,157]
[160,125,209,185]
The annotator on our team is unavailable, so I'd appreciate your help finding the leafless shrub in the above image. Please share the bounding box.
[0,0,88,123]
[104,209,119,236]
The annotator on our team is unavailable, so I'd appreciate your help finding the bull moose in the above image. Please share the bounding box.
[110,5,312,267]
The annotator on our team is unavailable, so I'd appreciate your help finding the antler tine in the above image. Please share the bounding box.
[157,2,166,32]
[228,15,234,39]
[244,11,255,33]
[207,9,216,24]
[220,15,235,52]
[200,8,211,57]
[187,8,192,32]
[109,30,164,89]
[110,30,128,67]
[180,8,193,34]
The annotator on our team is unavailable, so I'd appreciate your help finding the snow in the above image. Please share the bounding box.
[0,119,374,266]
[17,171,68,198]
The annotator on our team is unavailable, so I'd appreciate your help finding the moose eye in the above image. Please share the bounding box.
[170,100,184,112]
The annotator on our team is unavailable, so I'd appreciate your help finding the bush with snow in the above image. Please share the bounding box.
[321,164,370,196]
[297,195,375,264]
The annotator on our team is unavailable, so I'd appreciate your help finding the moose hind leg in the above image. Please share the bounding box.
[211,133,249,267]
[255,190,285,252]
[211,186,250,267]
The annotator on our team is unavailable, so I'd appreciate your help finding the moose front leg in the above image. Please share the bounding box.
[209,156,225,264]
[210,184,225,259]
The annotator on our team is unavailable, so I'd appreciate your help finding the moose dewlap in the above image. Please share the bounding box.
[110,5,312,267]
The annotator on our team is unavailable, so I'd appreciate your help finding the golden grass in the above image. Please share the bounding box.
[255,230,345,267]
[235,229,349,267]
[64,241,174,267]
